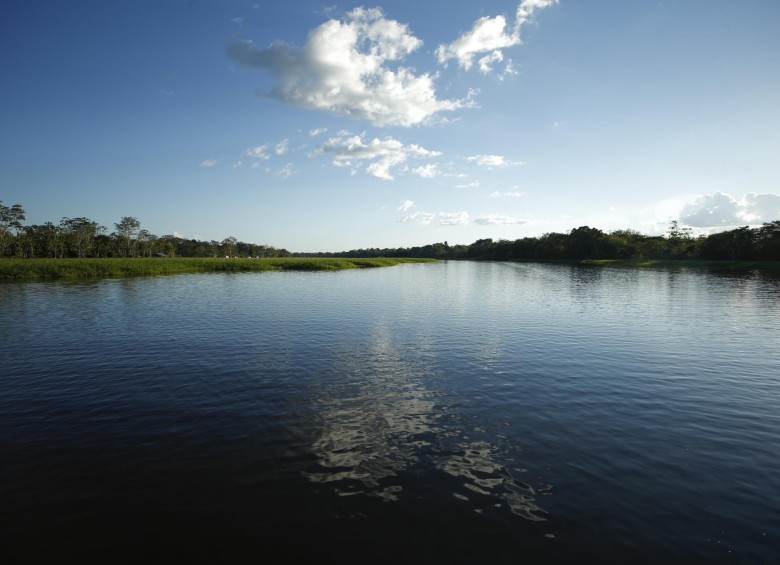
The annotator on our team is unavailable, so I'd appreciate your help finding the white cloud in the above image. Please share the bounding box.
[679,192,780,227]
[436,15,518,71]
[199,159,218,167]
[436,0,557,72]
[491,190,525,197]
[467,154,524,168]
[455,181,480,189]
[398,200,415,212]
[309,127,328,137]
[228,7,470,126]
[400,212,435,225]
[478,50,504,74]
[475,214,525,225]
[276,163,295,178]
[440,211,470,225]
[316,132,440,180]
[244,144,271,160]
[275,139,289,155]
[411,163,441,178]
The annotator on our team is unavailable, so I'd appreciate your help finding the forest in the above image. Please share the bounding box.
[0,202,291,259]
[301,221,780,262]
[2,200,779,262]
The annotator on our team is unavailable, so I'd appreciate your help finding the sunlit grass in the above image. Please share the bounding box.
[0,257,438,281]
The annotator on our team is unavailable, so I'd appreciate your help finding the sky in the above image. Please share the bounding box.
[2,0,779,252]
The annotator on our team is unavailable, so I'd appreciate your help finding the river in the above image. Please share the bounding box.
[1,261,778,563]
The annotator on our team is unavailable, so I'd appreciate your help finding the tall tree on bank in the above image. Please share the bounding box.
[114,216,141,257]
[0,201,26,256]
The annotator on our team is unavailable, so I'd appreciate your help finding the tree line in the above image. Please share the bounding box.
[0,202,290,259]
[3,200,778,262]
[298,220,780,262]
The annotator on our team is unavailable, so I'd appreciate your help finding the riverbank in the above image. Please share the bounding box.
[0,257,437,281]
[580,259,780,272]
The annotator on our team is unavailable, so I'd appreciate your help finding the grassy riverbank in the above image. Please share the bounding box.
[0,257,437,281]
[580,259,780,272]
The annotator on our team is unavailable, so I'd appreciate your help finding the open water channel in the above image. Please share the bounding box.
[1,261,778,563]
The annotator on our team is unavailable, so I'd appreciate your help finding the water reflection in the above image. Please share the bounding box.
[304,318,549,520]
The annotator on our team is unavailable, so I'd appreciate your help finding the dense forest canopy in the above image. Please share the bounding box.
[2,201,779,261]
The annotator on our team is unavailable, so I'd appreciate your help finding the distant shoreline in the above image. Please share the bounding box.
[0,257,437,281]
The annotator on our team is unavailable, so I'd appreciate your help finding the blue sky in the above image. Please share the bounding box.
[2,0,779,251]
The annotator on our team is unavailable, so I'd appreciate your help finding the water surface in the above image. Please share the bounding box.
[1,262,778,563]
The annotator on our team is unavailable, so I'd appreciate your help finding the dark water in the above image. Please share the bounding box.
[1,262,778,563]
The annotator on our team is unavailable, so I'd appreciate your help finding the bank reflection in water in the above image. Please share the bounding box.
[303,319,549,520]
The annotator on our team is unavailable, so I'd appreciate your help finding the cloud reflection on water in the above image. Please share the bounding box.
[304,319,549,520]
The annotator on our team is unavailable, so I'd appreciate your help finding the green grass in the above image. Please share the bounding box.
[580,259,780,272]
[0,257,438,281]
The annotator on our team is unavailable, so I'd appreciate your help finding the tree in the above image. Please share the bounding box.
[0,201,26,256]
[666,220,694,258]
[114,216,141,257]
[220,236,238,258]
[61,217,104,257]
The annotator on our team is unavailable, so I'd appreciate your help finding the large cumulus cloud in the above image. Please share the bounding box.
[228,7,469,127]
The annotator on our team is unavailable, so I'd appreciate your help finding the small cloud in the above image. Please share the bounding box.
[275,139,289,155]
[474,214,525,225]
[455,181,480,189]
[398,200,415,212]
[440,211,470,225]
[553,120,566,128]
[316,132,440,180]
[490,190,525,197]
[276,163,295,178]
[231,17,245,26]
[400,211,435,225]
[467,154,524,168]
[244,144,271,160]
[233,160,243,169]
[309,127,328,137]
[199,159,218,167]
[411,163,442,178]
[436,0,557,72]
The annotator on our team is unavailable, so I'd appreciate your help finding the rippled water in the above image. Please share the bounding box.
[1,262,779,563]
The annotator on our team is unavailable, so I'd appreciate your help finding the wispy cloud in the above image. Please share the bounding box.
[316,132,440,180]
[474,214,525,225]
[244,144,271,160]
[199,159,218,167]
[467,154,524,168]
[400,212,435,225]
[436,0,557,73]
[309,127,328,137]
[455,181,480,189]
[274,164,295,178]
[440,211,470,225]
[275,139,289,155]
[398,200,415,212]
[491,190,525,197]
[228,7,471,126]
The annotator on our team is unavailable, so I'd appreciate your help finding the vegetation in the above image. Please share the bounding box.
[300,220,780,264]
[0,202,291,259]
[0,257,437,281]
[2,200,778,279]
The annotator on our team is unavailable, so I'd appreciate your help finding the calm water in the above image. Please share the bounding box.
[1,262,778,563]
